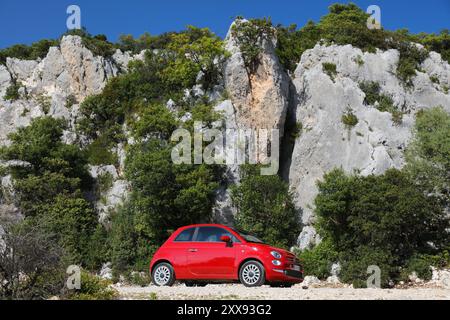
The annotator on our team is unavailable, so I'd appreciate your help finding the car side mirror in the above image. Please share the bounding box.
[220,235,231,243]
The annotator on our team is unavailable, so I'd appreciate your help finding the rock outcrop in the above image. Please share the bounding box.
[0,35,139,223]
[224,20,290,137]
[289,44,450,249]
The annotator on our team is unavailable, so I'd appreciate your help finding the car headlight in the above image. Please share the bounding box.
[272,260,282,266]
[271,251,282,259]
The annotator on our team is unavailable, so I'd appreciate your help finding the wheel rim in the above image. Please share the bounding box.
[154,266,171,286]
[242,264,261,285]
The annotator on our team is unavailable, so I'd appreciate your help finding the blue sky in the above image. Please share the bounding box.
[0,0,449,49]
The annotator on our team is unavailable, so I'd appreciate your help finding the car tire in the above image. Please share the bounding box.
[239,260,265,287]
[152,262,175,287]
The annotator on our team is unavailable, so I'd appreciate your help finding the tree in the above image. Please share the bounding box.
[231,165,301,249]
[0,117,103,267]
[0,222,65,299]
[314,168,449,287]
[405,107,450,208]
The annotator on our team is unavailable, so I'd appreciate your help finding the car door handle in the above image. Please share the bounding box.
[188,249,198,252]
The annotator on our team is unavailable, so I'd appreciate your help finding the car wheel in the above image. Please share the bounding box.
[185,282,207,287]
[152,262,175,287]
[239,261,265,287]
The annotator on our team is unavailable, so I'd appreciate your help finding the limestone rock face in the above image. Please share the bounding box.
[224,21,290,136]
[0,35,135,145]
[289,44,450,247]
[0,36,140,223]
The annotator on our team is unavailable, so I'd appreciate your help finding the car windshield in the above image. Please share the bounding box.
[233,229,265,244]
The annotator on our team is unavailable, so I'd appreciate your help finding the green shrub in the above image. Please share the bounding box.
[0,39,58,65]
[339,246,396,288]
[400,255,435,281]
[396,43,428,86]
[4,83,22,101]
[322,62,337,81]
[68,271,118,300]
[85,134,119,166]
[65,94,78,109]
[405,107,450,209]
[126,272,151,287]
[314,168,449,286]
[359,81,403,124]
[35,94,51,114]
[231,165,301,249]
[295,238,338,279]
[231,17,275,73]
[341,109,358,127]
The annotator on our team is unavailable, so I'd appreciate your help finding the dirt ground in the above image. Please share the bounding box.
[115,283,450,300]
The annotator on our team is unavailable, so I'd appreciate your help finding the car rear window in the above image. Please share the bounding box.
[174,228,195,242]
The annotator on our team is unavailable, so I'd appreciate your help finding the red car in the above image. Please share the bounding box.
[150,224,303,287]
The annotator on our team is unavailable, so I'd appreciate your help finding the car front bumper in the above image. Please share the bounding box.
[267,268,304,283]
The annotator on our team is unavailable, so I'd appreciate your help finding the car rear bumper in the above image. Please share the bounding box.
[267,268,304,283]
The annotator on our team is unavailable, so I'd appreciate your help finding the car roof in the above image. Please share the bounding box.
[178,223,233,230]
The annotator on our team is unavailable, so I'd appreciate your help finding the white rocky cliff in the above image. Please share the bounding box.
[0,35,136,223]
[289,44,450,249]
[0,25,449,249]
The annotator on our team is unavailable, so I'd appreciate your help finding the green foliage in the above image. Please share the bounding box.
[0,117,105,268]
[339,246,396,288]
[322,62,337,81]
[341,109,358,127]
[64,29,116,58]
[85,133,120,166]
[395,42,428,86]
[276,21,321,73]
[314,168,449,286]
[0,39,58,65]
[4,82,22,101]
[405,107,450,208]
[275,3,445,77]
[230,165,301,249]
[295,238,338,279]
[68,271,118,300]
[35,93,51,114]
[231,18,275,73]
[359,81,403,124]
[65,94,78,109]
[415,29,450,64]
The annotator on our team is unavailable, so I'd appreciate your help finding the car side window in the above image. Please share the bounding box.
[174,228,196,242]
[195,227,239,243]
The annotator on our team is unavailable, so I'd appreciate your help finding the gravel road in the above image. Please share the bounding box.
[116,284,450,300]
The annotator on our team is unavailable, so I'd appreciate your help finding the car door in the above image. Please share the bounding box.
[186,227,237,279]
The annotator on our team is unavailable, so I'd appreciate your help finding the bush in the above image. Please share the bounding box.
[405,107,450,209]
[295,238,338,279]
[0,222,65,299]
[231,18,275,73]
[68,271,118,300]
[341,109,358,127]
[0,39,58,65]
[4,83,22,101]
[231,165,301,249]
[396,43,428,86]
[400,255,435,281]
[359,81,403,124]
[322,62,337,81]
[314,168,449,285]
[339,246,396,288]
